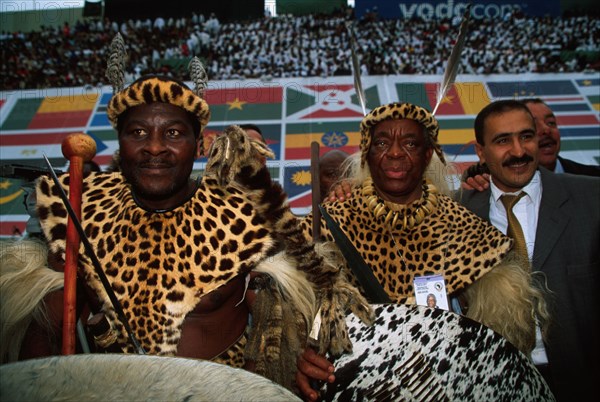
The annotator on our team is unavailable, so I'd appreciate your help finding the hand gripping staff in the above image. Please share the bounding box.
[43,136,145,355]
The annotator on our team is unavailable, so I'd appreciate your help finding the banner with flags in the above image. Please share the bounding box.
[1,93,98,131]
[1,73,599,235]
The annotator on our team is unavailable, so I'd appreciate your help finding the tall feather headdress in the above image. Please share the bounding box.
[431,4,472,116]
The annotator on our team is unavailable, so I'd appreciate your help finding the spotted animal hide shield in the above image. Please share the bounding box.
[321,304,554,401]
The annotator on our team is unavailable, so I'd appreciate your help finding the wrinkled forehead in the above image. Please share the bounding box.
[371,118,426,137]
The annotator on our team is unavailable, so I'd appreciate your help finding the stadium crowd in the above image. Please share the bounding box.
[1,9,599,90]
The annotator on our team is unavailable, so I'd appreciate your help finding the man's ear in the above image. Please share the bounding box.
[475,142,486,165]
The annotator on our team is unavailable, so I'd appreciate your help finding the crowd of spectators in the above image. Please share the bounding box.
[1,9,599,90]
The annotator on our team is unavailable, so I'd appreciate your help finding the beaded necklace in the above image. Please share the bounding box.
[362,178,439,231]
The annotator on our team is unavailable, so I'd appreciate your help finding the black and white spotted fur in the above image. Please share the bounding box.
[322,304,554,401]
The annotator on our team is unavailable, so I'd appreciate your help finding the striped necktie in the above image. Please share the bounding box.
[500,192,528,262]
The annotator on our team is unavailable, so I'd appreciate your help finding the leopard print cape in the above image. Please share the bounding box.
[302,184,512,303]
[36,172,277,357]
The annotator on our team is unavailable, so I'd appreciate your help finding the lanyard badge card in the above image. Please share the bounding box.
[414,274,449,311]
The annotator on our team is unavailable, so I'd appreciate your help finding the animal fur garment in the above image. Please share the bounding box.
[36,126,373,389]
[0,239,63,363]
[463,251,551,353]
[321,304,554,401]
[302,180,547,355]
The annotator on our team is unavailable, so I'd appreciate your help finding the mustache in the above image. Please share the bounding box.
[502,154,534,167]
[139,158,173,168]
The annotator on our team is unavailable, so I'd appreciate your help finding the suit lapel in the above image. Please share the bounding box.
[533,169,570,271]
[464,189,491,220]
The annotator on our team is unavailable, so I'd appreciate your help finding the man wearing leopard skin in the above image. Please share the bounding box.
[18,36,372,395]
[296,102,550,401]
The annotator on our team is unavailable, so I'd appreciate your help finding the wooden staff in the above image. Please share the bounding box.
[61,133,97,355]
[310,141,321,241]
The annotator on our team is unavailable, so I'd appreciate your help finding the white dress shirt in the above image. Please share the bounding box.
[489,170,542,261]
[489,170,548,364]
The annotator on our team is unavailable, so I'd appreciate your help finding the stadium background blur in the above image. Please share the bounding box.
[1,0,599,236]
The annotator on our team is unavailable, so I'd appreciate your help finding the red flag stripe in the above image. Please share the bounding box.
[557,114,599,125]
[204,87,283,104]
[28,110,92,129]
[304,84,354,92]
[0,221,26,237]
[300,109,364,119]
[0,132,72,146]
[289,191,313,209]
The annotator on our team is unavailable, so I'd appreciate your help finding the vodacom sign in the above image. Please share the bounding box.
[398,0,524,20]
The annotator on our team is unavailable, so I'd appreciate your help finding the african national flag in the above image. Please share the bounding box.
[204,86,283,122]
[285,121,361,160]
[283,164,312,214]
[1,94,98,131]
[396,82,491,116]
[437,118,477,156]
[0,178,28,236]
[286,84,380,119]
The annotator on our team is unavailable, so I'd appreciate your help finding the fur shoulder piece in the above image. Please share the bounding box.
[303,189,513,303]
[35,171,278,355]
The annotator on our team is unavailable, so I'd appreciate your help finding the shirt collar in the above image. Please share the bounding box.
[554,157,565,173]
[490,170,542,202]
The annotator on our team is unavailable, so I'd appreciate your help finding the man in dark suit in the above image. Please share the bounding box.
[555,154,600,175]
[460,100,600,402]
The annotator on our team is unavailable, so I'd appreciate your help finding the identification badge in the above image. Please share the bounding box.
[414,274,449,310]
